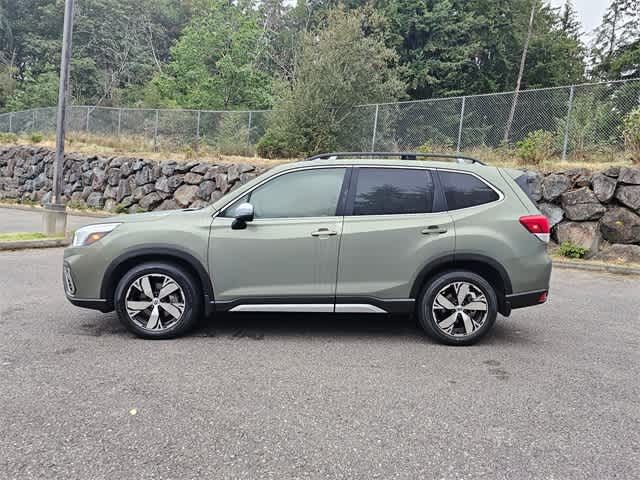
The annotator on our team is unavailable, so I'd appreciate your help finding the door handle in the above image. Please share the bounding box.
[311,228,338,237]
[422,225,448,234]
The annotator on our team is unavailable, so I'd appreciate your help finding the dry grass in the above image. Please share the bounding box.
[1,132,291,168]
[0,132,635,171]
[442,145,633,172]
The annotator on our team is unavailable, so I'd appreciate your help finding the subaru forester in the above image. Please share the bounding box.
[63,152,551,345]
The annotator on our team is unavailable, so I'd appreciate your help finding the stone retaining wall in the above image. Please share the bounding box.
[1,146,639,261]
[520,167,640,261]
[0,146,265,213]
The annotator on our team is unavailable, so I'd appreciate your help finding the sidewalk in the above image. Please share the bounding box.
[0,206,102,234]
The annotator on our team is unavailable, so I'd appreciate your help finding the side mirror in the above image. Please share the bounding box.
[231,202,254,230]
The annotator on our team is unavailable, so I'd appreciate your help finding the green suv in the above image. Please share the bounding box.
[63,152,551,345]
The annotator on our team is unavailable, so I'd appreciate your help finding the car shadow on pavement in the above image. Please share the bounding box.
[195,313,423,342]
[73,312,534,345]
[192,312,534,345]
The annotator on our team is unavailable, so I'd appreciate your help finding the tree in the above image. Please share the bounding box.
[0,0,190,110]
[592,0,640,79]
[559,0,581,40]
[258,8,405,157]
[607,39,640,78]
[377,0,585,99]
[143,0,273,110]
[523,1,585,87]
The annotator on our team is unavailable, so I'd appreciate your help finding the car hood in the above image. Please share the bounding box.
[100,208,204,225]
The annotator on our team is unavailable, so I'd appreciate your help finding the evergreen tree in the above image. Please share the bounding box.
[559,0,582,41]
[592,0,640,78]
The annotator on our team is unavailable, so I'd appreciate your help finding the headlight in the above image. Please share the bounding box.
[72,223,121,247]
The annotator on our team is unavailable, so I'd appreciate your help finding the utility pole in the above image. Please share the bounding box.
[44,0,75,236]
[503,1,536,145]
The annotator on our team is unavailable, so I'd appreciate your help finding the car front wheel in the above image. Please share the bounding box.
[114,262,202,339]
[418,270,498,346]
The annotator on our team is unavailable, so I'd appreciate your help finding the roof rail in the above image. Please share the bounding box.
[303,152,487,166]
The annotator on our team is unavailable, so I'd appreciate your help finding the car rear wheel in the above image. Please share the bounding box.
[114,262,202,339]
[418,270,498,346]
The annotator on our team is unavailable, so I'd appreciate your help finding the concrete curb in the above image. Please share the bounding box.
[0,203,112,218]
[0,238,70,251]
[553,259,640,276]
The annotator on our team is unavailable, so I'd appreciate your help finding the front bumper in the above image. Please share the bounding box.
[63,259,113,312]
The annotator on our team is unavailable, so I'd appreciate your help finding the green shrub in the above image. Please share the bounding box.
[623,107,640,164]
[515,130,555,166]
[416,140,454,153]
[30,132,44,143]
[256,127,304,159]
[212,114,253,156]
[183,145,197,160]
[0,132,18,143]
[558,241,588,259]
[115,204,128,214]
[66,201,86,210]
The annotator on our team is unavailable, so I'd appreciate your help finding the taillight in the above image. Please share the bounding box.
[519,215,550,243]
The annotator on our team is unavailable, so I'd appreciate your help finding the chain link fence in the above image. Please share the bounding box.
[0,79,638,159]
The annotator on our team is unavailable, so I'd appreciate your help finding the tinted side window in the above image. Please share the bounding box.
[224,168,346,219]
[352,168,434,215]
[439,171,499,210]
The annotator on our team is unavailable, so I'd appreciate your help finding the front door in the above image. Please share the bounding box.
[210,167,348,307]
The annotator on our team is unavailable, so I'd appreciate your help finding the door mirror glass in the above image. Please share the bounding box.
[232,202,254,230]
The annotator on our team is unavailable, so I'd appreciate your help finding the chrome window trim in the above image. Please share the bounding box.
[345,165,503,217]
[213,163,505,219]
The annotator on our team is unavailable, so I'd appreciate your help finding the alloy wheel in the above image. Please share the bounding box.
[125,274,186,332]
[431,281,489,337]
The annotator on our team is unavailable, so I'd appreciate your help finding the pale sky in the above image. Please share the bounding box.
[549,0,609,41]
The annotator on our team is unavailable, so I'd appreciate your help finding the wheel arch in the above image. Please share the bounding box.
[100,245,214,311]
[410,253,513,316]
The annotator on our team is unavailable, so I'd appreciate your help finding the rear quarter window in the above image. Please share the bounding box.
[514,173,537,202]
[439,171,500,210]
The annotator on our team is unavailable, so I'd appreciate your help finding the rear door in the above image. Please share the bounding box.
[336,166,455,305]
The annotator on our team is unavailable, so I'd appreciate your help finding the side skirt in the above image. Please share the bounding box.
[211,297,415,314]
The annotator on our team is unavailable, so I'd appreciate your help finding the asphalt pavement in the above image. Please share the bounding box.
[0,248,638,479]
[0,207,100,234]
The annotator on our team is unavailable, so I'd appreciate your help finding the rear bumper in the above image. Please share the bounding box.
[505,289,548,311]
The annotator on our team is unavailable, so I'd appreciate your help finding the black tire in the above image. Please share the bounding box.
[417,270,498,346]
[114,262,203,339]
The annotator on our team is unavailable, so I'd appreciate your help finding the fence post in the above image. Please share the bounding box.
[8,112,12,133]
[371,104,379,152]
[85,107,90,133]
[117,108,122,137]
[456,96,466,153]
[247,111,253,146]
[196,110,201,141]
[33,110,37,132]
[154,109,159,150]
[561,86,575,161]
